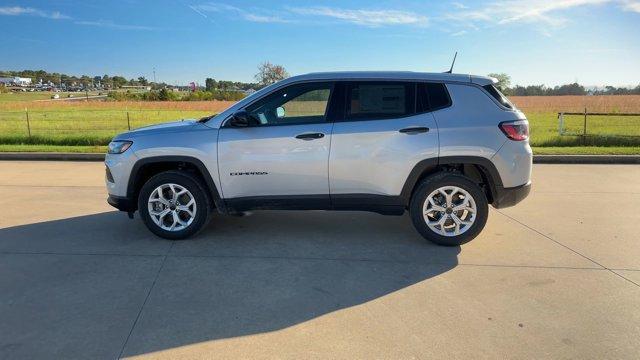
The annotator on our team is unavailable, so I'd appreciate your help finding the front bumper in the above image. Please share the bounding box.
[492,181,531,209]
[107,195,137,212]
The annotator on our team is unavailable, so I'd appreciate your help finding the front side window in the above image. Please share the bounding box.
[346,82,415,120]
[245,82,333,125]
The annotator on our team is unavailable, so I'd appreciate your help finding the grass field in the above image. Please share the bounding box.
[0,94,639,154]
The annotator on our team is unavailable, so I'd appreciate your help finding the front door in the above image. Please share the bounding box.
[218,81,335,208]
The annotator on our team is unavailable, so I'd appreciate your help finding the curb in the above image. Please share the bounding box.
[1,152,639,164]
[0,152,105,161]
[533,155,640,164]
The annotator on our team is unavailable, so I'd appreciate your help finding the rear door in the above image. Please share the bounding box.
[218,81,335,205]
[329,81,440,201]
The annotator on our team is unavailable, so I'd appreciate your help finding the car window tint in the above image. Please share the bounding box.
[482,84,513,109]
[246,82,333,125]
[417,83,451,112]
[347,82,415,120]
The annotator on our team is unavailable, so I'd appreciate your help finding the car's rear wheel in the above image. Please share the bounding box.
[138,171,210,240]
[410,173,488,246]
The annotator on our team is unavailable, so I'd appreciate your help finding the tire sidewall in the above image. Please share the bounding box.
[138,171,210,240]
[410,173,488,246]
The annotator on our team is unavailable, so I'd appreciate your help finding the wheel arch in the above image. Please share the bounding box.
[127,156,226,213]
[400,156,504,207]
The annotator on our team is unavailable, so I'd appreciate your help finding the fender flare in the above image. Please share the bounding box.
[126,155,226,213]
[399,156,504,206]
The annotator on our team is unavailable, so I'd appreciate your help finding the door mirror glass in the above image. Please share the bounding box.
[229,110,258,127]
[276,106,285,118]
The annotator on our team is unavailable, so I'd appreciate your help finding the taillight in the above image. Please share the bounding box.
[499,120,529,141]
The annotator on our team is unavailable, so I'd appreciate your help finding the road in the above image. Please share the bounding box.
[34,94,108,102]
[0,161,639,359]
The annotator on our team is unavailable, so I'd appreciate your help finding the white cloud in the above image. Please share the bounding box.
[619,0,640,12]
[188,1,638,30]
[451,30,468,36]
[288,6,428,27]
[0,6,70,19]
[75,20,155,31]
[243,13,289,23]
[449,0,635,28]
[190,2,289,23]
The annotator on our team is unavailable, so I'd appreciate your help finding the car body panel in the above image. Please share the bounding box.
[329,113,438,196]
[106,123,220,198]
[217,123,333,198]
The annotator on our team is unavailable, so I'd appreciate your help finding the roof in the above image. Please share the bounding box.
[282,71,495,85]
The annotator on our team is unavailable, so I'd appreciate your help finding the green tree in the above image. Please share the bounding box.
[205,78,217,91]
[112,76,128,88]
[137,76,149,86]
[255,61,289,86]
[488,73,511,93]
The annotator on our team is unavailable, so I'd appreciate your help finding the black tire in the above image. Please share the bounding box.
[409,172,488,246]
[138,170,211,240]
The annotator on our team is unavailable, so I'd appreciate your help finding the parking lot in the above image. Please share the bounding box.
[1,161,639,359]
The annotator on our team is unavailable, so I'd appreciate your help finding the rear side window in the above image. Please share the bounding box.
[346,82,415,120]
[483,84,513,109]
[417,83,451,112]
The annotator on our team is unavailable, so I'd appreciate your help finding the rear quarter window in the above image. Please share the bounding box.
[482,84,514,109]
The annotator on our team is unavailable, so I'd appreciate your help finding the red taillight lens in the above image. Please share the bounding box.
[499,120,529,141]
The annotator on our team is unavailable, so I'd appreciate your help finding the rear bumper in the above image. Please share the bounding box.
[492,181,531,209]
[107,195,137,212]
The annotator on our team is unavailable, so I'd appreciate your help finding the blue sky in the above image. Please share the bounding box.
[1,0,639,86]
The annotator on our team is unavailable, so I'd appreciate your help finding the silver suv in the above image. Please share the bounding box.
[105,72,531,246]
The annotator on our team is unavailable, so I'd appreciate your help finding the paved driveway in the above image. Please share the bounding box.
[1,161,639,359]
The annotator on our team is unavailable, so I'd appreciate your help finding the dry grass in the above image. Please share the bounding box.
[3,95,638,114]
[511,95,640,113]
[0,100,237,112]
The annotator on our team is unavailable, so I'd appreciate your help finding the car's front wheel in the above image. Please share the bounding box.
[410,173,488,246]
[138,171,211,240]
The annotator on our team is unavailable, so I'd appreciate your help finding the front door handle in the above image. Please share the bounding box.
[399,127,429,134]
[295,133,325,140]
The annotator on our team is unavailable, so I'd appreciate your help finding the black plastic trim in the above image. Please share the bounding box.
[107,195,136,212]
[331,194,405,215]
[226,195,330,211]
[399,158,439,205]
[438,156,504,204]
[492,182,531,209]
[225,194,405,215]
[126,156,226,214]
[438,156,504,187]
[398,156,506,207]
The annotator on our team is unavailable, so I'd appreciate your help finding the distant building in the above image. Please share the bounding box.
[0,77,33,86]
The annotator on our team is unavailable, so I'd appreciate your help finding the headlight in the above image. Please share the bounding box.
[107,140,133,154]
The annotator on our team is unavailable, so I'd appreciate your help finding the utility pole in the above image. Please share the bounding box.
[153,68,156,84]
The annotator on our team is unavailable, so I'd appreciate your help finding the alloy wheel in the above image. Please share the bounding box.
[423,186,477,237]
[147,183,197,231]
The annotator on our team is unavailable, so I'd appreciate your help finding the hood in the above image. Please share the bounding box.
[114,119,199,139]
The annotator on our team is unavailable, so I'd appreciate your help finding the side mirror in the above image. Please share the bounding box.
[229,110,258,127]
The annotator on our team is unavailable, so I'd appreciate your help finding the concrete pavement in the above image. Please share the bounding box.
[0,162,639,359]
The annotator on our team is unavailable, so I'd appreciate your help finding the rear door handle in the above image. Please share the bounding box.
[295,132,325,140]
[399,127,429,134]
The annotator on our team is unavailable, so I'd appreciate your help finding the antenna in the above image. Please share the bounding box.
[445,51,458,73]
